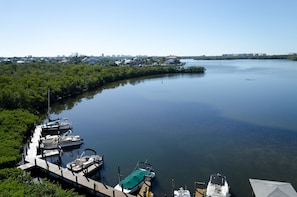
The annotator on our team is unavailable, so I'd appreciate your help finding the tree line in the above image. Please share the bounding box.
[0,63,204,112]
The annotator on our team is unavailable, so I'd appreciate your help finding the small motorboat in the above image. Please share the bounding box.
[174,187,191,197]
[114,161,156,194]
[39,130,83,150]
[41,118,72,132]
[206,173,229,197]
[66,148,104,172]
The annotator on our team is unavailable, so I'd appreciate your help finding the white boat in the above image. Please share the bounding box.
[114,161,156,194]
[39,130,83,150]
[206,173,229,197]
[66,148,104,172]
[174,187,191,197]
[42,89,73,133]
[41,118,73,132]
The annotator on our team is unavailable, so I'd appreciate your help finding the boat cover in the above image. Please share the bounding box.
[119,169,150,190]
[249,179,297,197]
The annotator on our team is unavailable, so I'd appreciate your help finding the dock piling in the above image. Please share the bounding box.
[93,183,96,195]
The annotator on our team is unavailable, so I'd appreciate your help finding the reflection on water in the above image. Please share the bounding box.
[48,60,297,197]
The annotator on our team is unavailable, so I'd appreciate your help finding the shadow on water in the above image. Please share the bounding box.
[47,73,205,116]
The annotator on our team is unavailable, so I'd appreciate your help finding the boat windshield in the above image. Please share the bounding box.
[210,174,226,186]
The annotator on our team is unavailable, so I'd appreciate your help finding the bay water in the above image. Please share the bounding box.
[49,59,297,196]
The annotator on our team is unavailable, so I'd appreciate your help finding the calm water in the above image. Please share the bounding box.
[49,59,297,196]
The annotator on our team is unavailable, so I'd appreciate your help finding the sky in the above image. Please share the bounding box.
[1,0,297,57]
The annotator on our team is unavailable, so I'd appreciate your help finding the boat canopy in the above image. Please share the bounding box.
[119,169,150,190]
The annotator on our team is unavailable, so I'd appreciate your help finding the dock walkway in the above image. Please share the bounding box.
[20,125,137,197]
[26,157,134,197]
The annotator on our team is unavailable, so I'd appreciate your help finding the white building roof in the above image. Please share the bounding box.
[249,179,297,197]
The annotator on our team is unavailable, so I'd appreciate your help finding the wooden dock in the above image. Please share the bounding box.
[194,182,206,197]
[137,181,153,197]
[20,125,137,197]
[26,157,134,197]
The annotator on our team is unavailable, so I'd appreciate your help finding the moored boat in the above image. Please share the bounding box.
[39,130,83,150]
[66,148,104,172]
[114,161,156,194]
[206,173,229,197]
[174,187,191,197]
[41,118,73,132]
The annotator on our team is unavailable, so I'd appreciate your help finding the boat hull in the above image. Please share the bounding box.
[40,140,83,150]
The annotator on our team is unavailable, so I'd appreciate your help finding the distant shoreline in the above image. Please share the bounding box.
[181,54,297,61]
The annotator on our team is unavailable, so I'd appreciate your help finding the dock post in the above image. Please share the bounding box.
[113,190,115,197]
[93,183,96,196]
[34,158,37,166]
[61,170,63,180]
[76,176,78,187]
[71,164,74,175]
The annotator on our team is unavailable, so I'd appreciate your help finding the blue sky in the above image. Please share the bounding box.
[1,0,297,57]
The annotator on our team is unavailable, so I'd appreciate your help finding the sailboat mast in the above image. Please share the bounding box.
[47,88,51,121]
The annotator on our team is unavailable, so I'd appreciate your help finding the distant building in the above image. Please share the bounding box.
[222,53,267,57]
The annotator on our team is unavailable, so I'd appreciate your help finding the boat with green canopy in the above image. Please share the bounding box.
[114,161,155,194]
